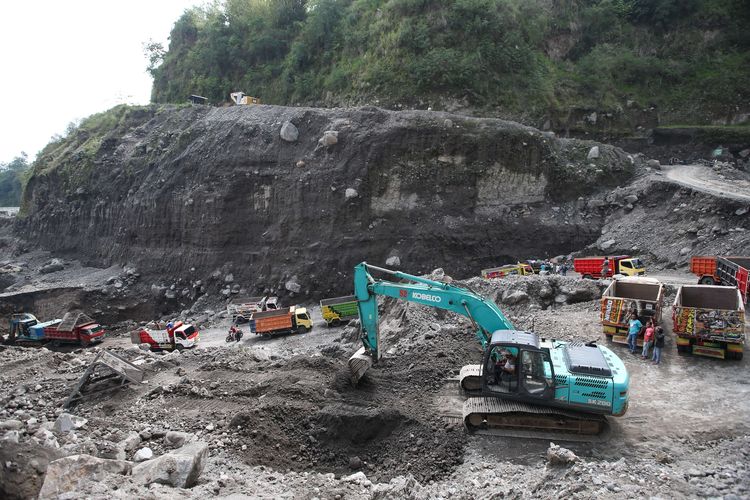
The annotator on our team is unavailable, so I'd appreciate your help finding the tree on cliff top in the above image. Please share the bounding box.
[147,0,750,123]
[0,154,29,207]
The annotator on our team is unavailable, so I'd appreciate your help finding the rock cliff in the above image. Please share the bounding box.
[20,105,633,299]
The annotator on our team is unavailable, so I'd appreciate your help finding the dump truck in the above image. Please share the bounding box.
[320,295,359,326]
[8,312,105,347]
[132,321,199,351]
[673,285,745,360]
[481,263,534,279]
[600,277,664,346]
[250,306,312,336]
[227,296,280,323]
[230,91,261,105]
[690,256,749,304]
[574,255,646,279]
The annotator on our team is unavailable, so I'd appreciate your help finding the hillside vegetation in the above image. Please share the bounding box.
[0,155,30,206]
[149,0,750,124]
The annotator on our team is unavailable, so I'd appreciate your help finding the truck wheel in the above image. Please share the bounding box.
[332,319,341,327]
[297,326,309,334]
[699,276,715,285]
[176,344,184,351]
[582,274,593,280]
[735,352,744,361]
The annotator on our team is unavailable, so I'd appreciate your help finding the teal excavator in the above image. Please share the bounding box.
[349,262,629,436]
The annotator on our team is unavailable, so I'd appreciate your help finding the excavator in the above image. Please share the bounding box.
[349,262,629,437]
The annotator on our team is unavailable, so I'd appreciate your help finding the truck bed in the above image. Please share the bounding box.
[673,285,745,341]
[251,307,293,334]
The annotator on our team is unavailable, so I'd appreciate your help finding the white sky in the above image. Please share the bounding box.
[0,0,204,164]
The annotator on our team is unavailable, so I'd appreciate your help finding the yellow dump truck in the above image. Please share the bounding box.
[481,263,534,279]
[320,295,359,327]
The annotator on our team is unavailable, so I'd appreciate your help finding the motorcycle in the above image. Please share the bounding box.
[225,326,244,343]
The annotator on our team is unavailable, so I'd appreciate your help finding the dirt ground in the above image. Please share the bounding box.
[1,272,749,499]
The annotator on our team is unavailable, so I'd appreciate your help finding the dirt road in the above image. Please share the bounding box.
[661,164,750,202]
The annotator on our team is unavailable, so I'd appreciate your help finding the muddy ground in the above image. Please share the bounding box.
[1,273,748,499]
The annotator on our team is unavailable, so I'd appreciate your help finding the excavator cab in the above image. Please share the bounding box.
[482,331,556,403]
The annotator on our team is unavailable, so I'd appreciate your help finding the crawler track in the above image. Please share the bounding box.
[463,398,609,442]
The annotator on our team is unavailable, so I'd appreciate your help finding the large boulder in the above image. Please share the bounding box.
[38,454,131,499]
[546,442,578,466]
[52,413,87,434]
[280,121,299,142]
[164,431,195,448]
[131,441,209,488]
[502,290,530,305]
[39,259,65,274]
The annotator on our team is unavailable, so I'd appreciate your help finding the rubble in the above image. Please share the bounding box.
[38,454,131,499]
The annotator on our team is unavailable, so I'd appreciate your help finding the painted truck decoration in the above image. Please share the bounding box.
[481,263,534,279]
[249,306,313,336]
[673,285,745,360]
[690,256,750,305]
[600,277,664,347]
[8,312,105,347]
[133,321,199,351]
[320,295,359,327]
[574,255,646,279]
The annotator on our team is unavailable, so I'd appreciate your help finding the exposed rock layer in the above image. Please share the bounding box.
[21,105,633,297]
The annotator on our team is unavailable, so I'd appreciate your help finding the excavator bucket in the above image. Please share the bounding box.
[348,347,373,385]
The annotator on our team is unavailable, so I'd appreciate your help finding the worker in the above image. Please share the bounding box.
[627,312,642,354]
[652,326,665,364]
[601,258,610,278]
[493,349,516,387]
[642,320,655,359]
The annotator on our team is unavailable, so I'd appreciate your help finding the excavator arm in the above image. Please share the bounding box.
[349,262,514,383]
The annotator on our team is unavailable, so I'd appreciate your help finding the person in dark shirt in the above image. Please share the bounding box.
[652,326,665,364]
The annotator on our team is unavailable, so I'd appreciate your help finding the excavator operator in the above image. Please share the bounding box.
[493,349,516,388]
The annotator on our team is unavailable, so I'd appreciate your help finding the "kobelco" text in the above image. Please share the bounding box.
[412,292,442,303]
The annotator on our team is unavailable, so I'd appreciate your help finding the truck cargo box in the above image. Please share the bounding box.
[320,295,358,326]
[673,285,745,360]
[717,257,750,305]
[251,307,294,334]
[29,320,62,340]
[600,278,663,345]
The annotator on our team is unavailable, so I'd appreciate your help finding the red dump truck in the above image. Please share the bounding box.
[574,255,646,279]
[690,256,749,304]
[673,285,745,360]
[600,277,664,346]
[250,306,313,336]
[132,321,199,351]
[11,312,105,347]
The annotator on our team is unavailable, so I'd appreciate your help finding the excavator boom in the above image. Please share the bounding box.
[350,262,513,383]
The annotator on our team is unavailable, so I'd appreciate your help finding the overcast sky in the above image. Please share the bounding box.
[0,0,203,164]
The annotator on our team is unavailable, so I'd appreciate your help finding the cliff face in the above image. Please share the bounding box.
[20,105,633,299]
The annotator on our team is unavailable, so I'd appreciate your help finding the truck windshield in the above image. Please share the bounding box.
[87,325,103,333]
[631,259,644,268]
[181,326,196,336]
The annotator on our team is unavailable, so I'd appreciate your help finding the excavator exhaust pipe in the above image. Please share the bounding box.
[348,347,373,385]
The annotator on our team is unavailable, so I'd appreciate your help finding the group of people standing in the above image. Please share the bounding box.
[627,312,665,364]
[538,261,568,276]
